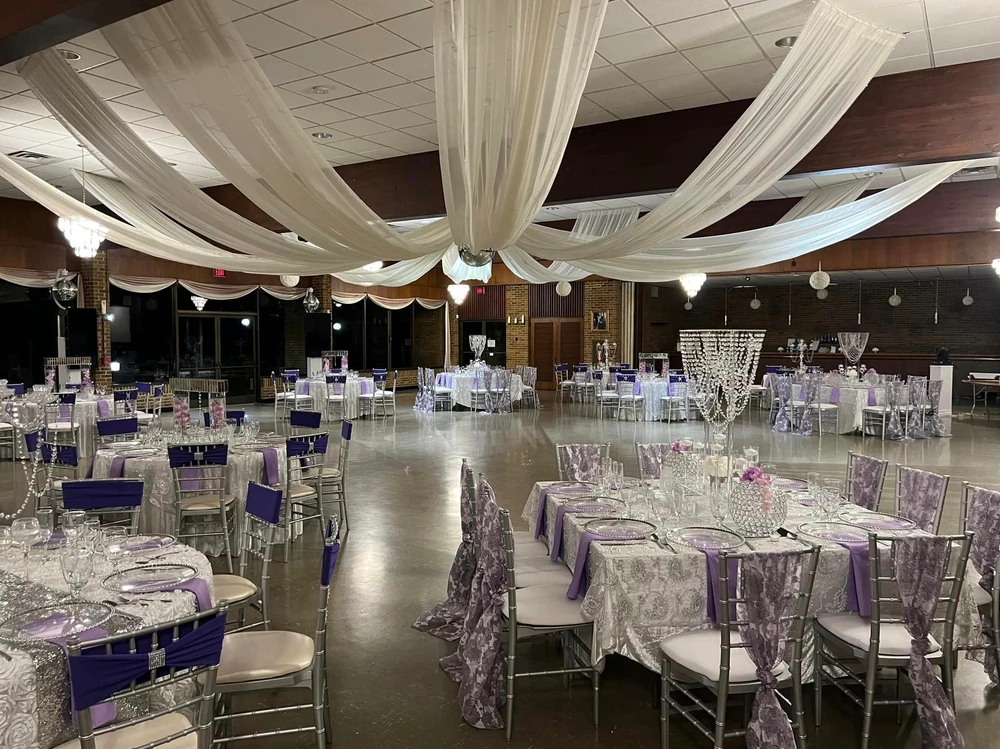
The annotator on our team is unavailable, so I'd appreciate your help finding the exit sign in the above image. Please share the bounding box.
[475,286,485,294]
[214,269,225,278]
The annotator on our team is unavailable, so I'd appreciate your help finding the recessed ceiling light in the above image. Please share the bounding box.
[58,49,81,61]
[312,132,333,140]
[310,85,331,95]
[774,36,797,48]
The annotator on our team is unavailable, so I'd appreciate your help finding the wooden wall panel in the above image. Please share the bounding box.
[528,282,584,318]
[458,284,505,320]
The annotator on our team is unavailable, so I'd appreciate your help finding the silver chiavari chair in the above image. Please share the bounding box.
[894,464,949,534]
[660,545,820,749]
[168,443,234,573]
[955,482,1000,672]
[212,523,339,746]
[40,438,80,510]
[45,391,81,448]
[95,415,140,446]
[324,373,347,422]
[281,431,328,561]
[555,442,610,482]
[61,478,144,534]
[844,451,889,511]
[814,533,971,749]
[135,381,164,425]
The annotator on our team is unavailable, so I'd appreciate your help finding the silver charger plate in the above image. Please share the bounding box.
[583,517,656,539]
[798,522,868,544]
[102,563,197,595]
[666,526,745,551]
[122,534,177,555]
[0,602,113,641]
[560,496,626,513]
[838,509,916,532]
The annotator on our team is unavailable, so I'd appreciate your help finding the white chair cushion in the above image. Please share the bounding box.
[809,403,839,411]
[216,630,315,684]
[514,554,568,575]
[749,385,768,392]
[434,386,453,394]
[327,394,345,402]
[53,714,196,749]
[516,567,573,588]
[558,381,574,388]
[513,539,549,560]
[181,494,234,512]
[47,422,79,431]
[0,423,13,431]
[214,574,258,603]
[599,391,620,400]
[968,563,992,607]
[816,613,940,656]
[288,482,317,499]
[135,412,154,423]
[660,630,789,684]
[790,400,806,407]
[502,584,589,628]
[318,466,342,480]
[863,406,889,414]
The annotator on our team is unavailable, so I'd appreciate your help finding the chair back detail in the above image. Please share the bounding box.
[796,374,821,436]
[845,452,888,511]
[290,409,322,429]
[960,483,1000,681]
[635,443,673,480]
[895,465,949,533]
[287,432,329,458]
[63,478,143,510]
[326,373,346,396]
[771,374,792,433]
[168,444,228,468]
[96,416,139,443]
[555,443,610,482]
[42,442,78,467]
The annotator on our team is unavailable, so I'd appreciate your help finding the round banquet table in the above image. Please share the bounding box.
[91,441,293,556]
[435,372,524,409]
[0,543,214,749]
[789,383,886,434]
[297,376,372,420]
[2,396,112,457]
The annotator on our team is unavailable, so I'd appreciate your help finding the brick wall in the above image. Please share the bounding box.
[639,278,1000,357]
[506,284,529,369]
[583,279,623,364]
[312,274,333,314]
[79,254,112,390]
[449,305,460,365]
[414,305,445,367]
[284,303,306,372]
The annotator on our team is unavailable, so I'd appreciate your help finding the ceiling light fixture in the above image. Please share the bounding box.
[816,288,829,300]
[775,36,797,48]
[362,261,384,272]
[809,262,830,290]
[52,269,77,308]
[888,288,902,307]
[58,49,81,61]
[749,292,761,310]
[58,145,107,259]
[191,295,207,311]
[448,283,470,305]
[312,131,333,140]
[303,287,320,313]
[679,272,707,298]
[311,85,331,95]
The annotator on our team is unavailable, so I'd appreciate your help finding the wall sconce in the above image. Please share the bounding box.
[519,315,525,324]
[507,315,512,324]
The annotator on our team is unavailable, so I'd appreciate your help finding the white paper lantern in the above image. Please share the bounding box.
[749,296,761,310]
[684,301,693,311]
[555,281,572,297]
[279,274,300,288]
[809,266,830,290]
[963,288,974,306]
[816,288,829,300]
[888,288,902,307]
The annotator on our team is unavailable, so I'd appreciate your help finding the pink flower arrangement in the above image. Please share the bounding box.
[671,440,681,453]
[740,466,773,486]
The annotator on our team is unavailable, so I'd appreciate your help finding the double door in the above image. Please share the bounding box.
[177,313,257,402]
[530,318,583,390]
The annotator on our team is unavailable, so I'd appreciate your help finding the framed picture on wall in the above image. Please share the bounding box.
[592,310,608,331]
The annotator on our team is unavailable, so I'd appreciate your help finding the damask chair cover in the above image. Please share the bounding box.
[635,443,672,481]
[962,485,1000,682]
[414,367,434,412]
[895,536,966,748]
[487,370,513,414]
[927,379,948,437]
[473,369,494,413]
[886,381,906,440]
[413,459,477,641]
[771,375,792,432]
[796,375,820,436]
[556,443,604,482]
[846,452,888,511]
[906,378,927,440]
[440,477,505,729]
[897,466,949,533]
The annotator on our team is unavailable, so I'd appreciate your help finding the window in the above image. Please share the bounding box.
[365,301,389,370]
[109,286,174,384]
[390,307,413,369]
[331,301,364,369]
[459,320,506,367]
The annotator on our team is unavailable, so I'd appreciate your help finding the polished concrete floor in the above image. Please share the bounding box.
[4,392,1000,747]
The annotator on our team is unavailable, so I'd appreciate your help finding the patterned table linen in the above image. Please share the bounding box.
[435,373,524,409]
[297,378,365,420]
[522,482,981,674]
[0,545,213,749]
[789,384,886,434]
[12,398,111,456]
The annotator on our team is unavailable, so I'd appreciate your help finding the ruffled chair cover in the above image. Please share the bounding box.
[413,459,477,641]
[886,381,906,441]
[476,369,494,413]
[635,443,672,480]
[898,466,947,533]
[414,366,435,412]
[738,551,803,748]
[796,375,820,436]
[927,380,948,437]
[848,454,886,511]
[965,487,1000,682]
[557,444,603,482]
[488,369,512,414]
[906,378,927,440]
[440,478,505,729]
[895,537,966,748]
[771,375,792,432]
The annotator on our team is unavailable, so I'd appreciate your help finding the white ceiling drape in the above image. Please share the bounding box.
[331,291,447,310]
[109,276,176,294]
[178,280,257,300]
[0,268,77,288]
[110,275,309,300]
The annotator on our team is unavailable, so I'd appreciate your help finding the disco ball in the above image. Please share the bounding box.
[279,274,300,288]
[52,271,77,302]
[684,301,693,311]
[816,288,829,300]
[749,297,761,310]
[303,287,320,313]
[555,281,572,297]
[809,269,830,290]
[457,247,495,267]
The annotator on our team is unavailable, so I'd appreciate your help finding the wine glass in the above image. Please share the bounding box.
[83,518,102,551]
[709,488,728,527]
[60,547,94,599]
[102,527,128,571]
[821,478,845,519]
[35,508,54,550]
[761,463,778,479]
[0,526,12,553]
[11,518,40,582]
[62,510,86,546]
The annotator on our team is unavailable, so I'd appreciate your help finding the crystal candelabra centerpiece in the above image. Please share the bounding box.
[469,334,487,363]
[596,339,617,366]
[837,331,869,372]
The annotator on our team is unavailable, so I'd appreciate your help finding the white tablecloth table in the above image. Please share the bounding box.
[435,372,523,409]
[0,544,214,749]
[3,396,111,457]
[789,384,886,434]
[520,481,980,673]
[298,377,374,420]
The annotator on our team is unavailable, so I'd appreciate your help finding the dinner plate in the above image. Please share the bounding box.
[772,476,808,491]
[122,534,177,554]
[666,526,745,551]
[560,496,626,513]
[0,602,113,641]
[798,522,869,544]
[583,517,655,539]
[838,509,916,532]
[102,564,197,595]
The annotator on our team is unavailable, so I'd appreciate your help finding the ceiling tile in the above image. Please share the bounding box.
[584,66,633,93]
[617,52,697,83]
[925,0,1000,28]
[401,123,438,144]
[233,14,313,53]
[0,107,40,126]
[596,28,674,64]
[416,76,434,92]
[129,122,174,142]
[600,1,648,37]
[335,152,370,165]
[374,50,435,81]
[329,93,397,116]
[612,100,669,119]
[279,75,357,101]
[86,60,139,87]
[335,117,393,136]
[291,102,354,124]
[20,118,70,136]
[932,15,1000,51]
[0,124,62,144]
[684,38,766,71]
[333,0,430,23]
[855,2,925,32]
[216,0,256,21]
[586,84,659,110]
[274,40,364,74]
[734,0,812,35]
[364,129,434,152]
[877,53,931,77]
[255,55,314,85]
[370,82,435,107]
[327,25,418,61]
[266,0,368,37]
[642,71,719,99]
[367,108,430,129]
[381,9,434,48]
[933,41,1000,66]
[358,146,406,160]
[626,0,729,26]
[574,108,617,127]
[408,102,437,120]
[327,63,406,91]
[704,60,775,100]
[149,134,194,151]
[275,87,315,109]
[68,30,116,57]
[0,133,43,152]
[237,0,288,10]
[0,71,26,95]
[80,74,137,100]
[662,90,727,110]
[333,136,381,153]
[656,9,746,50]
[0,94,50,116]
[113,91,160,113]
[888,29,930,60]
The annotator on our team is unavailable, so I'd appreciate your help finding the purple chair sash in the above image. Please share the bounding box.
[341,420,353,441]
[868,388,877,407]
[59,392,77,404]
[261,447,280,485]
[96,400,110,418]
[42,444,78,467]
[49,627,117,728]
[97,417,138,437]
[290,410,321,428]
[287,433,329,456]
[322,539,341,586]
[63,480,142,510]
[567,531,641,600]
[703,549,739,622]
[9,383,24,395]
[841,541,872,616]
[246,482,282,524]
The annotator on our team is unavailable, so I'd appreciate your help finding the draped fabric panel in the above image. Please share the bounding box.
[178,280,260,300]
[331,292,448,310]
[112,276,308,299]
[0,268,77,288]
[515,2,901,260]
[109,276,176,294]
[333,252,447,288]
[260,286,306,301]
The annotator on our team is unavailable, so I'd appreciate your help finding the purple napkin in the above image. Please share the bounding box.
[301,381,310,395]
[841,541,871,616]
[830,387,840,405]
[179,467,201,491]
[567,531,640,600]
[261,447,280,485]
[96,400,110,418]
[550,504,612,561]
[109,455,128,478]
[533,484,595,539]
[50,626,117,729]
[703,550,740,622]
[868,388,877,407]
[360,380,370,395]
[151,578,212,612]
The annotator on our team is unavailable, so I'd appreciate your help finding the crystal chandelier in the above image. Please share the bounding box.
[448,283,470,305]
[679,272,707,298]
[190,295,207,311]
[58,145,107,259]
[993,258,1000,277]
[362,261,384,272]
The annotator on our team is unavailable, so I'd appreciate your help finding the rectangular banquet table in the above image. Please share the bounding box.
[521,481,981,673]
[0,544,214,749]
[788,383,886,434]
[435,372,524,409]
